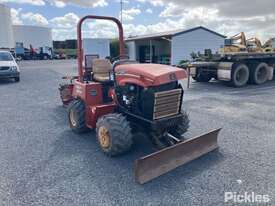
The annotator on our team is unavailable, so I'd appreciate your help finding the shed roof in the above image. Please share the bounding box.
[126,26,226,41]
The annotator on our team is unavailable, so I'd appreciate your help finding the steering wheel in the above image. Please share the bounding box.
[111,55,129,63]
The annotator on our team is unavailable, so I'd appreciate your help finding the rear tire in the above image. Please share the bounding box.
[194,69,212,82]
[96,113,133,156]
[230,63,249,87]
[249,62,269,85]
[68,99,89,133]
[59,83,73,106]
[169,110,190,138]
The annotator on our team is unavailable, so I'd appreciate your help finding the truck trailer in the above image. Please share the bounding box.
[187,52,275,87]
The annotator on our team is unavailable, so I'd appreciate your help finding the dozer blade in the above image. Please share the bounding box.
[134,128,221,184]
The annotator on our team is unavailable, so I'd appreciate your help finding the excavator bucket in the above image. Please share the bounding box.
[134,128,221,184]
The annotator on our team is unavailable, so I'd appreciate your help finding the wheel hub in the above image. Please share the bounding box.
[98,126,110,148]
[257,66,267,82]
[69,110,77,127]
[236,67,247,83]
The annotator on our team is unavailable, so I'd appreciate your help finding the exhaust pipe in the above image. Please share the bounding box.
[134,128,221,184]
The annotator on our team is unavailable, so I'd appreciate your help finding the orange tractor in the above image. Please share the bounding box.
[59,15,221,184]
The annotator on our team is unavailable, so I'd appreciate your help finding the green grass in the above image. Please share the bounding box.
[55,49,77,56]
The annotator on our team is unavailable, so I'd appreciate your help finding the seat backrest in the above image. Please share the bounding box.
[92,59,112,74]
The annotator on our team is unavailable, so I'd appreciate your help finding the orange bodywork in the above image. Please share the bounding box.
[69,15,188,129]
[116,64,187,87]
[72,80,116,128]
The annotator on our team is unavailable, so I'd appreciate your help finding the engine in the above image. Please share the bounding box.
[115,81,183,120]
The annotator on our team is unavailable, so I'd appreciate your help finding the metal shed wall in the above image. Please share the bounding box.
[171,28,225,65]
[13,25,52,49]
[0,4,14,49]
[127,41,136,60]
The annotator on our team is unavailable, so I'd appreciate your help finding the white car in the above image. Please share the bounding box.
[0,50,20,82]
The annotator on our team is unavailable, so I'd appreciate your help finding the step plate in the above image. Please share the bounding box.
[134,128,221,184]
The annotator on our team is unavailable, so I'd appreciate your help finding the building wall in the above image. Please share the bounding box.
[82,38,110,58]
[126,39,170,62]
[127,41,136,60]
[171,28,225,65]
[151,39,170,57]
[0,4,14,48]
[13,25,53,49]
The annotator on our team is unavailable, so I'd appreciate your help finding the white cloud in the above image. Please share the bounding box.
[10,8,23,25]
[135,0,164,7]
[32,0,274,43]
[56,0,108,8]
[146,8,153,14]
[87,20,117,38]
[50,12,79,29]
[159,2,183,17]
[115,0,129,3]
[154,0,275,41]
[52,28,77,40]
[21,12,49,26]
[0,0,108,7]
[0,0,45,6]
[48,0,66,7]
[120,7,141,21]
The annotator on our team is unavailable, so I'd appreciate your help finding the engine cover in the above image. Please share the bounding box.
[115,63,187,88]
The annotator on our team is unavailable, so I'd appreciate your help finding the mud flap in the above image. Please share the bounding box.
[134,128,221,184]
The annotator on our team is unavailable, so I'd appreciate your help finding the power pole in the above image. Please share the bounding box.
[120,0,123,24]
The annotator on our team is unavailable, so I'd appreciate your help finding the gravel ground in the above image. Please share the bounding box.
[0,60,274,206]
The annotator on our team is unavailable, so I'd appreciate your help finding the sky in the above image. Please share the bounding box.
[1,0,275,42]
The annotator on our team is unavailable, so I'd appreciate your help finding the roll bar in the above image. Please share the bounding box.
[77,15,125,82]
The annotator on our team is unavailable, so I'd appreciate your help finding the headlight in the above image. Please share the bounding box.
[11,66,18,71]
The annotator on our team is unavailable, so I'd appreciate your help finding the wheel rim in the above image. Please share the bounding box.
[98,126,110,148]
[69,110,77,127]
[236,67,248,85]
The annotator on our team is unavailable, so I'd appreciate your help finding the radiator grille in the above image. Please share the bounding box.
[153,88,182,120]
[0,67,10,71]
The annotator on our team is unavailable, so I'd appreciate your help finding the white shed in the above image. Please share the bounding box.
[13,25,53,49]
[0,4,14,49]
[126,26,225,65]
[82,38,110,59]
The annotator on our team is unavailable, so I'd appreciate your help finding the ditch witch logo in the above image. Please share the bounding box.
[224,192,270,204]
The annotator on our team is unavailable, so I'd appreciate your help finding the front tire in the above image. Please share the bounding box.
[169,110,190,138]
[96,113,133,156]
[14,77,20,82]
[193,68,212,82]
[68,99,89,133]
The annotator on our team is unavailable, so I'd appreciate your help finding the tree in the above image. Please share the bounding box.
[110,38,127,58]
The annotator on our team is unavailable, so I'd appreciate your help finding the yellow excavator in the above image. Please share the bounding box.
[220,32,264,53]
[263,38,275,52]
[220,32,247,53]
[246,37,263,52]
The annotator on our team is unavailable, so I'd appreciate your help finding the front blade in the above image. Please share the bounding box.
[134,128,221,184]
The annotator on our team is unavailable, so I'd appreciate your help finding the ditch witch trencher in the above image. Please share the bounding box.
[59,15,221,184]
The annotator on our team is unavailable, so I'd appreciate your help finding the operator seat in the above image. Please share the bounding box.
[92,59,113,82]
